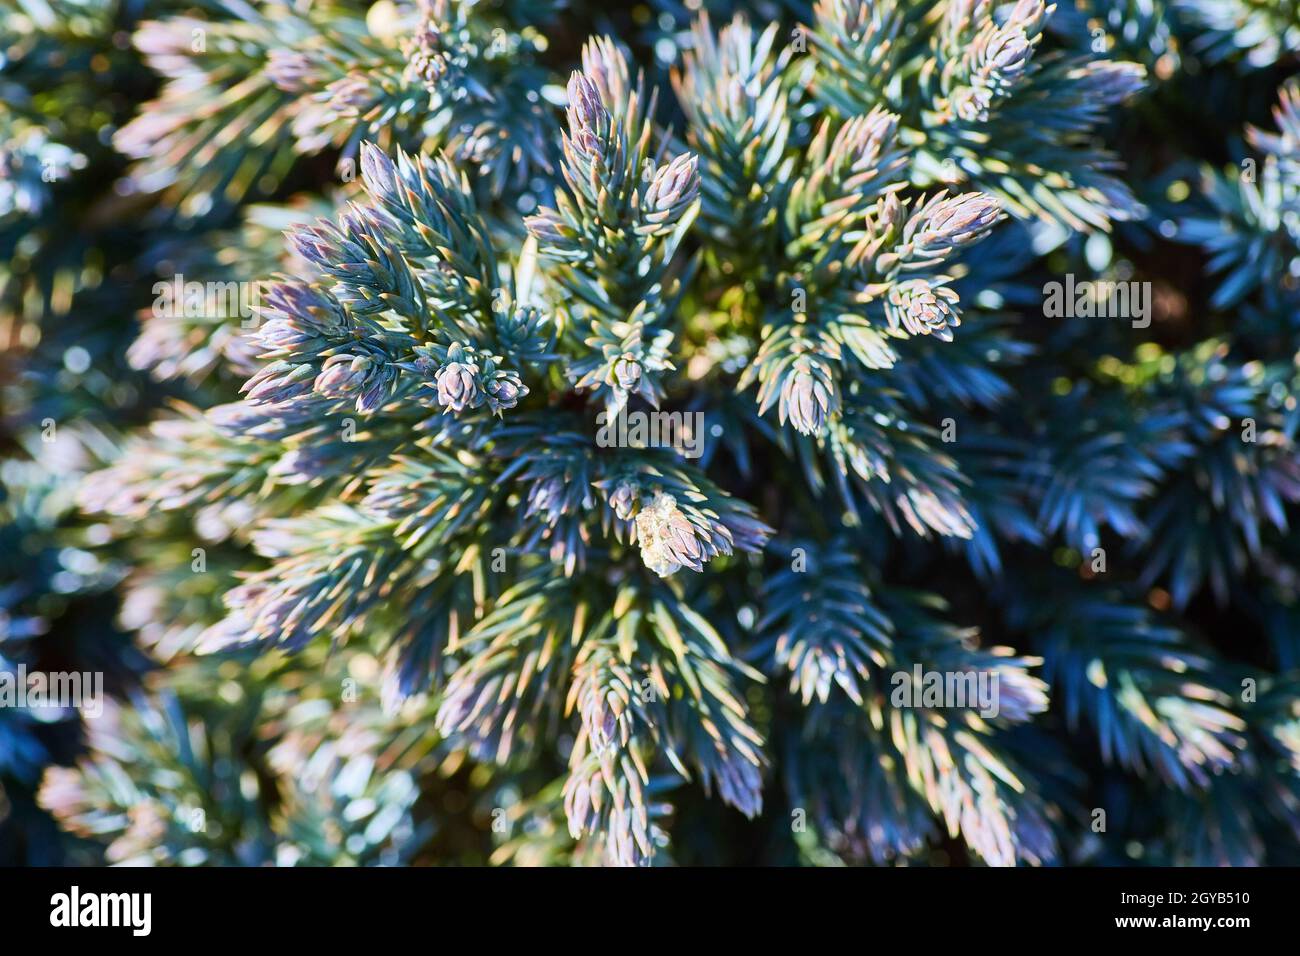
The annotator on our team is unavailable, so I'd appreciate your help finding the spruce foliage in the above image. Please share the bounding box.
[3,0,1300,866]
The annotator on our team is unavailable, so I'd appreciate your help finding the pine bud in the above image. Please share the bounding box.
[404,20,451,90]
[579,36,630,109]
[266,50,315,93]
[635,492,705,576]
[1070,61,1147,105]
[526,475,566,522]
[254,318,314,354]
[642,153,699,229]
[326,72,375,114]
[359,141,398,203]
[613,354,643,390]
[566,72,608,159]
[286,224,338,269]
[256,283,348,350]
[836,108,899,171]
[908,192,1001,259]
[485,371,527,413]
[1008,0,1049,34]
[608,480,637,521]
[313,353,373,399]
[977,28,1033,90]
[524,209,569,246]
[242,360,316,405]
[435,360,480,413]
[779,356,835,435]
[886,278,962,341]
[951,85,993,123]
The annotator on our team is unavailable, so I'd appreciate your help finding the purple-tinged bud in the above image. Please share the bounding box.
[877,191,903,232]
[981,30,1032,86]
[566,72,608,157]
[313,353,373,399]
[266,49,316,92]
[908,191,1001,259]
[327,73,375,114]
[261,281,347,335]
[635,492,705,576]
[579,36,630,108]
[489,378,520,405]
[359,141,398,203]
[242,360,317,405]
[643,153,699,215]
[435,361,480,413]
[951,84,993,123]
[886,278,962,341]
[834,108,900,171]
[608,480,637,521]
[527,476,566,522]
[569,72,605,129]
[613,354,642,390]
[404,20,451,90]
[779,357,835,436]
[485,372,526,413]
[524,209,569,245]
[286,225,338,268]
[356,369,394,414]
[255,318,314,354]
[957,0,1047,111]
[1008,0,1049,33]
[1069,61,1147,105]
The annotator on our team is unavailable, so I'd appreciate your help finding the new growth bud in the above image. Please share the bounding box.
[779,356,836,436]
[641,153,700,234]
[635,492,705,576]
[435,360,480,413]
[886,278,962,341]
[566,72,610,159]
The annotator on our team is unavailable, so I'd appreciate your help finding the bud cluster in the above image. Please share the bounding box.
[413,342,528,416]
